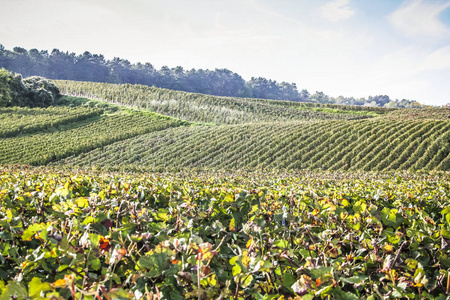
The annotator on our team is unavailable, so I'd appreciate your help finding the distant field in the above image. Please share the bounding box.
[0,107,184,165]
[0,106,102,138]
[57,118,450,171]
[1,85,450,172]
[54,80,389,124]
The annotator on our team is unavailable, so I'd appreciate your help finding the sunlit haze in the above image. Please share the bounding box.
[1,0,450,105]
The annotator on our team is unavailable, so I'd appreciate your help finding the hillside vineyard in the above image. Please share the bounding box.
[1,167,450,298]
[1,80,450,171]
[2,77,450,299]
[57,119,450,171]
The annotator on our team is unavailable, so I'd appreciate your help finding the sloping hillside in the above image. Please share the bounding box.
[54,80,390,124]
[57,118,450,171]
[2,81,449,171]
[0,106,184,165]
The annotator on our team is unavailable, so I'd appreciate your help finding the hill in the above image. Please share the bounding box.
[56,118,450,171]
[54,80,388,124]
[1,76,450,299]
[0,104,184,165]
[1,78,449,171]
[0,44,421,107]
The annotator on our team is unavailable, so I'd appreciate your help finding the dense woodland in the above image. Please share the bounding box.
[0,44,422,108]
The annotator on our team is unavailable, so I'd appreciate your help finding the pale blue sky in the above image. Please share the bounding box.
[1,0,450,105]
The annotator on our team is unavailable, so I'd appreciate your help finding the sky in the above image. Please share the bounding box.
[1,0,450,105]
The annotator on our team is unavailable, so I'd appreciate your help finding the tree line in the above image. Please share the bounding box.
[0,44,421,107]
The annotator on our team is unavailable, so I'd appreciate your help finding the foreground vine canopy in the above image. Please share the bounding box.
[1,166,450,299]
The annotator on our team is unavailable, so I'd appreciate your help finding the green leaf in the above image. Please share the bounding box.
[442,228,450,239]
[282,272,296,293]
[5,210,12,222]
[0,281,27,300]
[310,267,332,279]
[273,239,289,248]
[353,201,366,214]
[330,287,359,300]
[82,216,95,225]
[89,258,101,271]
[241,274,253,288]
[22,223,46,241]
[229,218,236,232]
[341,275,368,285]
[446,213,450,226]
[156,209,169,221]
[315,284,333,297]
[236,260,248,273]
[89,234,101,247]
[405,258,418,270]
[229,256,238,266]
[381,207,395,226]
[28,277,52,299]
[74,197,89,208]
[138,253,168,278]
[107,288,134,299]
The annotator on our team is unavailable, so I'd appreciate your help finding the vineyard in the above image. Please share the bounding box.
[0,108,184,166]
[0,106,103,138]
[1,166,450,299]
[1,90,450,172]
[57,118,450,172]
[54,80,389,124]
[2,78,450,299]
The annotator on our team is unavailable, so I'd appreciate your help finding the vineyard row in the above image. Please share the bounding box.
[58,119,450,171]
[54,80,383,124]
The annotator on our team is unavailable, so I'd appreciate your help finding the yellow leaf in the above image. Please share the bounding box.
[75,197,89,208]
[229,218,236,232]
[51,278,67,288]
[383,244,394,253]
[208,274,217,286]
[6,210,12,221]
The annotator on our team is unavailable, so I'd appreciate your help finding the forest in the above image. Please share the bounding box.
[0,44,422,108]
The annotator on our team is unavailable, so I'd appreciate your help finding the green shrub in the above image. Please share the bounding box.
[0,68,60,107]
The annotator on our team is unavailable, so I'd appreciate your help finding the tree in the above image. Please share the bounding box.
[384,101,398,108]
[247,77,280,99]
[310,91,333,104]
[368,95,390,107]
[0,69,59,107]
[23,76,60,107]
[0,68,13,106]
[299,89,310,102]
[279,82,300,101]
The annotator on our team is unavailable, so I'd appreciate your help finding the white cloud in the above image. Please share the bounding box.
[319,0,355,22]
[423,45,450,70]
[375,45,450,76]
[388,0,450,38]
[345,45,450,105]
